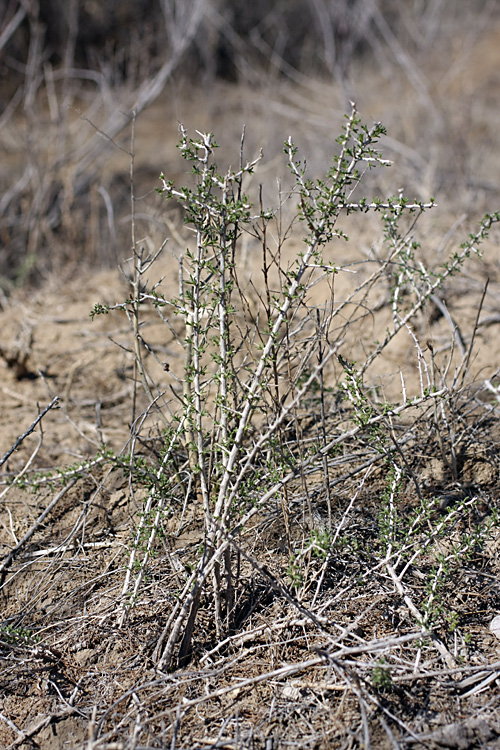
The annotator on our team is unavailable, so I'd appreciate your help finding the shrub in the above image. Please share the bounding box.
[91,105,499,670]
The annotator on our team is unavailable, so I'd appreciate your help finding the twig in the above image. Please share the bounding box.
[385,563,456,670]
[0,477,78,583]
[0,396,59,470]
[6,707,77,750]
[429,294,466,357]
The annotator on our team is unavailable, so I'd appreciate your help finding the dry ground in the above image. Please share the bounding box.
[1,222,500,748]
[2,14,500,749]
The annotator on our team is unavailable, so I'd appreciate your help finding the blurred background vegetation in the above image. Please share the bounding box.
[1,0,499,285]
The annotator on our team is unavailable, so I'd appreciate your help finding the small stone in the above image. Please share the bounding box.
[489,615,500,640]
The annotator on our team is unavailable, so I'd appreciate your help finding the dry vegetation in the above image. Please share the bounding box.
[1,2,500,749]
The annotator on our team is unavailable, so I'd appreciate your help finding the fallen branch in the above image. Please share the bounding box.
[0,396,59,470]
[0,476,78,584]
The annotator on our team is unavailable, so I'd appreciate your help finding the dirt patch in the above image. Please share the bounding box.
[0,226,499,747]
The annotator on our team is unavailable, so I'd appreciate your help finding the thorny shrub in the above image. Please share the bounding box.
[88,105,500,670]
